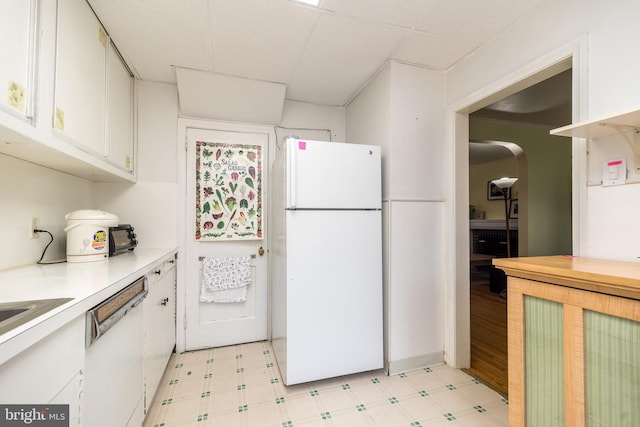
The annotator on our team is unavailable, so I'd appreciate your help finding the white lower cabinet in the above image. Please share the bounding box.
[143,255,177,413]
[50,371,83,426]
[0,316,85,426]
[0,253,177,426]
[127,398,144,427]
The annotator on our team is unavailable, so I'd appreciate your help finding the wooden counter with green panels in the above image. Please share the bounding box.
[493,256,640,427]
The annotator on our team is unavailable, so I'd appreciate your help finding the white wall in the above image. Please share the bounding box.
[584,183,640,259]
[0,81,179,271]
[279,100,346,143]
[0,80,181,268]
[469,157,518,220]
[389,63,446,200]
[445,0,640,367]
[346,63,393,367]
[347,61,447,373]
[0,154,93,270]
[346,64,391,197]
[97,81,179,249]
[387,63,446,370]
[449,0,640,262]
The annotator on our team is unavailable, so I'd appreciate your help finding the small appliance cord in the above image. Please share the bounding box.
[34,229,67,265]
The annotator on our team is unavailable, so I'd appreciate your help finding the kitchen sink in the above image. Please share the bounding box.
[0,308,29,322]
[0,298,73,336]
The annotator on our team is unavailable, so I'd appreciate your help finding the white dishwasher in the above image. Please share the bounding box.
[83,276,148,427]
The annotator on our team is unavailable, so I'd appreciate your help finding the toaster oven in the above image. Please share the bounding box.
[108,224,137,256]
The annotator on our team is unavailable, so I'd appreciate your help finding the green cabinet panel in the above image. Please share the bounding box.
[524,295,564,427]
[584,310,640,426]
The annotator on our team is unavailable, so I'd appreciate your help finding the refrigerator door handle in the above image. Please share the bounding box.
[287,140,297,209]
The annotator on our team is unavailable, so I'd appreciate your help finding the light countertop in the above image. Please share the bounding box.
[0,247,177,365]
[493,255,640,300]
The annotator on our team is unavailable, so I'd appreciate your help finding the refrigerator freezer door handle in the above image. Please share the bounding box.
[287,140,297,208]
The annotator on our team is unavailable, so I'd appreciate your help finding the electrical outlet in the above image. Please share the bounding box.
[30,217,39,239]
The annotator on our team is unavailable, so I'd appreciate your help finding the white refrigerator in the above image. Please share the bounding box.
[271,137,383,385]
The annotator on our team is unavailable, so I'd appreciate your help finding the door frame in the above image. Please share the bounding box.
[176,118,277,353]
[444,37,589,368]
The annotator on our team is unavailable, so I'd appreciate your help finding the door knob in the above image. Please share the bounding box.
[258,246,265,256]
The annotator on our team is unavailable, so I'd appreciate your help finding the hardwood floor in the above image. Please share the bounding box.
[463,271,508,397]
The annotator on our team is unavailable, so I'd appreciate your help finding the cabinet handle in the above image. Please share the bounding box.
[154,269,161,275]
[161,297,169,306]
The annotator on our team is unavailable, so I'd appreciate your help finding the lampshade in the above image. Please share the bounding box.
[491,177,518,189]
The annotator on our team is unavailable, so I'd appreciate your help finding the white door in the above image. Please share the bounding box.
[184,127,269,350]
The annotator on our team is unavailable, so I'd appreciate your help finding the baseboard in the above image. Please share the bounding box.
[385,351,445,376]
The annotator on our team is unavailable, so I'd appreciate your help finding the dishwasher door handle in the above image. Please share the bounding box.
[131,296,144,308]
[88,310,102,342]
[86,276,148,347]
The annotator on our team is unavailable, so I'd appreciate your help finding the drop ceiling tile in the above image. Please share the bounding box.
[287,13,407,105]
[210,0,320,83]
[90,0,550,106]
[89,0,159,78]
[321,0,429,29]
[146,0,213,71]
[392,31,477,70]
[416,0,546,43]
[90,0,212,82]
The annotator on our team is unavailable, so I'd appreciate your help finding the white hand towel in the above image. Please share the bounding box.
[200,256,251,303]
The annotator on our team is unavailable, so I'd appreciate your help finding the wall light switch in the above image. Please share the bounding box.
[602,159,626,186]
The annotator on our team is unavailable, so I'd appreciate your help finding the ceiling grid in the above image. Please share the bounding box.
[89,0,548,107]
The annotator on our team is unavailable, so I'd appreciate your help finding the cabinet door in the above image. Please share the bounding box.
[0,316,84,404]
[54,0,106,156]
[0,0,36,120]
[144,272,165,406]
[49,371,82,427]
[509,277,640,427]
[522,295,565,426]
[106,41,134,172]
[583,310,640,425]
[161,263,177,357]
[143,261,176,413]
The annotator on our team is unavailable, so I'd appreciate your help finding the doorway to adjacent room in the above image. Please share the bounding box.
[462,67,574,396]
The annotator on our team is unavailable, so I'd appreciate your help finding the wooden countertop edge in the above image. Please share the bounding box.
[493,256,640,301]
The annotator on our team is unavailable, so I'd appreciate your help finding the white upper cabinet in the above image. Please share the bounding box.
[106,41,134,172]
[54,0,107,156]
[0,0,136,182]
[0,0,37,121]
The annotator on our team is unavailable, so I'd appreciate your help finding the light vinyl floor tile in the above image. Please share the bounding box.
[144,341,508,427]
